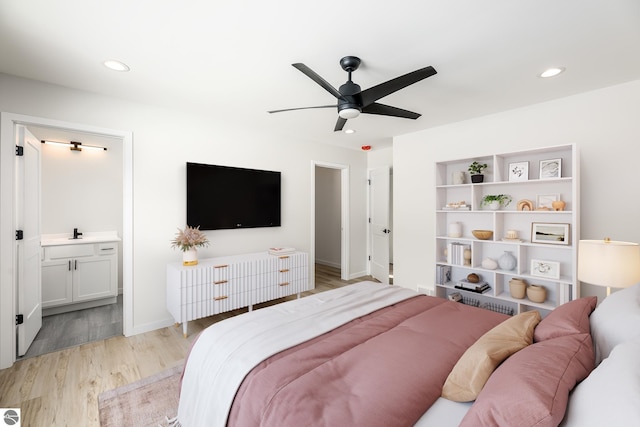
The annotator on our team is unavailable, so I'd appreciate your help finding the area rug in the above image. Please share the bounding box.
[98,365,182,427]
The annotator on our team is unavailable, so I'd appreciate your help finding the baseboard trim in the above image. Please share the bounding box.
[127,317,175,337]
[315,259,341,269]
[349,270,368,280]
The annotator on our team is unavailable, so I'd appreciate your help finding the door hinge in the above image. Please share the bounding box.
[15,230,24,240]
[16,314,24,325]
[367,179,371,185]
[368,217,371,223]
[16,145,24,156]
[368,255,371,261]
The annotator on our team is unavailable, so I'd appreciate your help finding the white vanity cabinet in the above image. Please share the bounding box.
[41,238,118,314]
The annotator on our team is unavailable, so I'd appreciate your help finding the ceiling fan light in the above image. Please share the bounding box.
[338,108,360,119]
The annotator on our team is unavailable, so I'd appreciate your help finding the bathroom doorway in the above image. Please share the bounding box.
[0,112,133,367]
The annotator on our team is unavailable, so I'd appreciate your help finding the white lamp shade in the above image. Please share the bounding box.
[578,240,640,289]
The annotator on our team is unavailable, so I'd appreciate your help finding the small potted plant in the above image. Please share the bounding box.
[481,194,512,210]
[171,225,210,266]
[468,161,488,183]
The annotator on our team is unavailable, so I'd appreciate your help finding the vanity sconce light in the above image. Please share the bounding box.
[41,140,107,152]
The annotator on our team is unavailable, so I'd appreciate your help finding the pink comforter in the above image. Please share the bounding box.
[228,295,507,427]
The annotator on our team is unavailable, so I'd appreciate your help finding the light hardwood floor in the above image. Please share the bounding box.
[0,264,375,427]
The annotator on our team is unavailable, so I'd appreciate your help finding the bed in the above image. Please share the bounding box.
[175,280,640,427]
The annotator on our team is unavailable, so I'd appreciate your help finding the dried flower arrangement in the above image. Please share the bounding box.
[171,225,210,252]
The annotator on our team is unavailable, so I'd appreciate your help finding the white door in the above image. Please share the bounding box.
[369,167,390,284]
[16,125,42,356]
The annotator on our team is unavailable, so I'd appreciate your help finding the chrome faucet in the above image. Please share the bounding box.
[73,228,83,239]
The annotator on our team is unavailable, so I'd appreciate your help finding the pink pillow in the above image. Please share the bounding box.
[534,296,597,342]
[460,333,594,427]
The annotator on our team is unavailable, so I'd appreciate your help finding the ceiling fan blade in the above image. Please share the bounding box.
[268,105,336,114]
[292,63,343,100]
[362,102,421,119]
[334,117,347,132]
[360,66,437,107]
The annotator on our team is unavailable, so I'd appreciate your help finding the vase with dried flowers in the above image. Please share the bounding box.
[171,225,209,266]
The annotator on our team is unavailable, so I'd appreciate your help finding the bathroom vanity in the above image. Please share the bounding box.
[41,232,120,315]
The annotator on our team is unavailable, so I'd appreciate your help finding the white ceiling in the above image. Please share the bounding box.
[1,0,639,150]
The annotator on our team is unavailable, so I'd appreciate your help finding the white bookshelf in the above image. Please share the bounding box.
[434,144,579,316]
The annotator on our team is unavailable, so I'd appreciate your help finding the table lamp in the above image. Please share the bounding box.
[578,238,640,296]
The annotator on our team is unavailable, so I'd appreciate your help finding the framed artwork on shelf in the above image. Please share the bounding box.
[508,161,529,181]
[536,194,560,209]
[539,158,562,179]
[531,222,570,245]
[530,259,560,279]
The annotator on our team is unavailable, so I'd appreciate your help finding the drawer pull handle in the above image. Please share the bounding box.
[101,247,114,251]
[214,296,228,301]
[214,280,228,285]
[279,282,290,287]
[278,256,289,259]
[279,269,289,273]
[214,264,229,269]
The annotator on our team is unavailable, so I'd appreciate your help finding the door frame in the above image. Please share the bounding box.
[0,112,133,369]
[311,161,350,283]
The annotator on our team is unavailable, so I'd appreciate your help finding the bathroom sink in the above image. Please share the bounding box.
[41,232,120,247]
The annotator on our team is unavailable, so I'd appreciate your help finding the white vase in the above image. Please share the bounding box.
[448,222,462,237]
[498,251,517,271]
[183,248,198,266]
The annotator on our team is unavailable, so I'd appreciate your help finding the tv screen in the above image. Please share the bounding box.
[186,162,281,230]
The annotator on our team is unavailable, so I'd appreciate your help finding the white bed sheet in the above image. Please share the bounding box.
[414,397,472,426]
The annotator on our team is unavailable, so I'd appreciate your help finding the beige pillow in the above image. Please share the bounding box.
[442,310,541,402]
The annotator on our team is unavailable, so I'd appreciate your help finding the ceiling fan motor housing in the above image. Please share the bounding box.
[338,80,362,117]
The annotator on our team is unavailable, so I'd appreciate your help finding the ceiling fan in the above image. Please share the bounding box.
[268,56,437,131]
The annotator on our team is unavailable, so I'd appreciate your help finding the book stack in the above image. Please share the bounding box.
[455,279,491,294]
[436,265,452,285]
[446,242,471,266]
[268,247,296,256]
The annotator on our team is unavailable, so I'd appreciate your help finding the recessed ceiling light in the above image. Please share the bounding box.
[344,129,356,134]
[539,67,565,78]
[103,60,130,72]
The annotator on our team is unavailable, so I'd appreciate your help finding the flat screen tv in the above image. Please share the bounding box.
[186,162,281,230]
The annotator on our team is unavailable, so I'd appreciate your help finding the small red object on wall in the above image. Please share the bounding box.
[361,145,371,151]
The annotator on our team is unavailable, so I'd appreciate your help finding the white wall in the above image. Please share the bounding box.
[393,79,640,301]
[314,167,341,268]
[0,73,369,367]
[40,136,122,236]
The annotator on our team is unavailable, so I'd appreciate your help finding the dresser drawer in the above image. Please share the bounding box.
[45,244,95,260]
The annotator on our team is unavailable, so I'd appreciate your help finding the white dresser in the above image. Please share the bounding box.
[166,251,310,337]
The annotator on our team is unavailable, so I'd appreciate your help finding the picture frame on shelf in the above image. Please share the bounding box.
[536,194,560,209]
[508,161,529,181]
[530,259,560,279]
[539,158,562,179]
[531,222,570,245]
